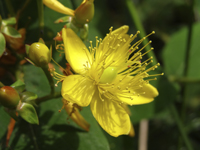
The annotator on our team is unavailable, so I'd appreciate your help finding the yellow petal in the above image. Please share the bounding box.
[117,83,158,105]
[90,91,131,137]
[96,25,130,67]
[62,99,90,131]
[104,75,158,105]
[43,0,74,16]
[62,28,92,74]
[61,75,96,107]
[121,104,135,137]
[101,25,129,46]
[112,25,129,35]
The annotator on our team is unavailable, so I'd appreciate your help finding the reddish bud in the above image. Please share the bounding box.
[0,86,20,108]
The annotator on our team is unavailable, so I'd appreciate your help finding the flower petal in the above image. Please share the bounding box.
[117,83,158,105]
[62,28,92,74]
[43,0,74,16]
[90,91,131,137]
[61,75,96,107]
[104,75,158,105]
[96,26,131,68]
[111,25,129,36]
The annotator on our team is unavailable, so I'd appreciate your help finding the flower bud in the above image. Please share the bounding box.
[28,42,50,67]
[74,0,94,25]
[0,86,20,109]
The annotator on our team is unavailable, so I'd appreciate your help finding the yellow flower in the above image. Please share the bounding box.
[43,0,94,25]
[59,26,160,137]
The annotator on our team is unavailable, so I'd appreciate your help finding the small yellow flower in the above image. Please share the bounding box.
[57,26,160,137]
[43,0,94,25]
[43,0,94,40]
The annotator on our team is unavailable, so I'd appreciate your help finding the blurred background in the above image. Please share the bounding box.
[0,0,200,149]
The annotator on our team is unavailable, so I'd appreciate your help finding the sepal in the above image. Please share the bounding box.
[54,16,72,23]
[66,22,79,34]
[11,80,25,93]
[80,24,89,40]
[21,91,38,105]
[17,102,39,124]
[1,26,21,38]
[1,17,16,26]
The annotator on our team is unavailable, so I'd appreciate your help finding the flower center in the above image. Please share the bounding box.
[99,67,118,84]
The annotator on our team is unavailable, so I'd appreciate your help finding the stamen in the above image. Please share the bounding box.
[141,47,154,57]
[52,58,67,74]
[58,104,65,112]
[147,73,164,77]
[83,48,92,66]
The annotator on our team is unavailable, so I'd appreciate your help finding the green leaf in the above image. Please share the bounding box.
[1,26,21,38]
[25,44,30,55]
[54,16,71,23]
[21,91,38,103]
[2,17,16,26]
[162,23,200,78]
[0,32,6,56]
[17,102,39,125]
[11,80,25,93]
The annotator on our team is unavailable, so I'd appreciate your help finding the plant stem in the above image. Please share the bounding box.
[170,76,200,84]
[36,0,44,37]
[125,0,157,66]
[181,0,194,122]
[169,104,193,150]
[178,0,194,149]
[0,0,6,18]
[41,65,55,95]
[35,92,61,104]
[5,0,15,16]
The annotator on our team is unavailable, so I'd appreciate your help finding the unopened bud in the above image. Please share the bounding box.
[0,86,20,109]
[28,42,51,67]
[74,0,94,25]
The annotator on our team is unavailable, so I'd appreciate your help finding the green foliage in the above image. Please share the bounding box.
[0,32,6,56]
